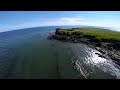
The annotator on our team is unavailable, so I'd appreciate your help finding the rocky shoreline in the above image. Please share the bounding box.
[48,28,120,65]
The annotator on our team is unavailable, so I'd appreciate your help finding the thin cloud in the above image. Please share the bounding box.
[48,17,88,26]
[60,17,86,21]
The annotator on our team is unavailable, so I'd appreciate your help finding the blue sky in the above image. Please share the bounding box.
[0,11,120,32]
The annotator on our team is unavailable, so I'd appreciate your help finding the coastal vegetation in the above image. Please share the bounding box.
[55,28,120,42]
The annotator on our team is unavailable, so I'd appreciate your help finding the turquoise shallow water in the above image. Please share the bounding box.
[0,26,120,79]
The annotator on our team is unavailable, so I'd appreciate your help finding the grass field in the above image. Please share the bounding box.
[58,28,120,41]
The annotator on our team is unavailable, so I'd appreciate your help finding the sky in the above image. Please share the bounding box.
[0,11,120,32]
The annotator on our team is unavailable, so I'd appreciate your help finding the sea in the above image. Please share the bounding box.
[0,25,120,79]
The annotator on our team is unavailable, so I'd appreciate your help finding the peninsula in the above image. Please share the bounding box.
[48,28,120,65]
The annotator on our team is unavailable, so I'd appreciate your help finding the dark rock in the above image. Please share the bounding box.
[101,43,113,50]
[83,35,96,39]
[107,47,113,50]
[95,53,107,59]
[106,43,113,47]
[100,38,108,42]
[96,47,106,54]
[73,40,78,43]
[110,56,120,64]
[80,38,89,43]
[89,38,100,42]
[56,35,67,40]
[95,43,101,47]
[55,29,62,35]
[113,42,120,50]
[107,53,120,65]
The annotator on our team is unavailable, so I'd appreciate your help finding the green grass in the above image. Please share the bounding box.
[58,28,120,41]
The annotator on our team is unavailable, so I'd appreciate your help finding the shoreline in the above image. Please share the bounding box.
[48,28,120,65]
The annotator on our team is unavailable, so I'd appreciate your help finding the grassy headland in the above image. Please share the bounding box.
[56,28,120,42]
[48,27,120,65]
